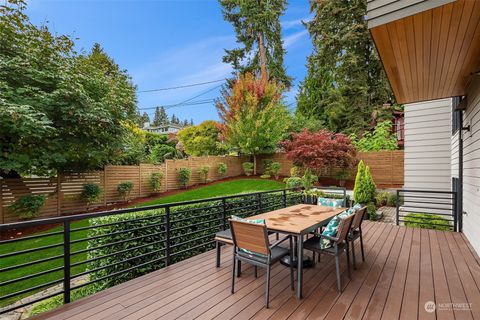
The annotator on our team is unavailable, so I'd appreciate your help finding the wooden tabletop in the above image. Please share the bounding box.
[249,204,346,235]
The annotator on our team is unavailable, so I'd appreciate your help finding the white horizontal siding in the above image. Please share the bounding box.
[462,76,480,255]
[404,98,451,192]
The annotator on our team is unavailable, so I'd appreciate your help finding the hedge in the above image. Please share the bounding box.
[85,190,303,292]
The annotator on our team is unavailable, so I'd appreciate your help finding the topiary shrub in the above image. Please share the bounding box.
[149,172,164,193]
[10,194,46,219]
[217,162,227,176]
[404,213,450,231]
[117,181,134,201]
[270,162,281,179]
[81,183,102,206]
[177,167,192,188]
[198,166,209,184]
[353,160,376,205]
[301,168,318,191]
[242,162,254,176]
[284,177,303,189]
[262,159,273,174]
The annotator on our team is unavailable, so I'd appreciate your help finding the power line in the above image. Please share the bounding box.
[137,79,225,93]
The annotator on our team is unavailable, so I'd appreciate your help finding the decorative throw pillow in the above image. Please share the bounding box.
[231,215,267,256]
[318,197,345,208]
[320,209,354,249]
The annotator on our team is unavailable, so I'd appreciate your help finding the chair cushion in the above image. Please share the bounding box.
[318,197,345,208]
[215,229,232,241]
[237,246,289,264]
[304,236,346,255]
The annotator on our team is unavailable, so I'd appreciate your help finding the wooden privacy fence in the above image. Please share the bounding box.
[258,150,404,188]
[0,156,246,224]
[0,152,403,223]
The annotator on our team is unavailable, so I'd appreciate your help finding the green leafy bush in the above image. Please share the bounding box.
[148,172,164,193]
[284,177,303,188]
[217,162,227,176]
[198,166,209,184]
[351,120,398,151]
[290,166,301,177]
[177,167,192,188]
[262,159,273,174]
[375,191,389,207]
[117,181,134,201]
[367,202,377,220]
[80,183,102,205]
[149,144,178,163]
[86,190,304,292]
[404,213,450,231]
[387,193,397,207]
[260,174,271,179]
[270,162,281,179]
[9,194,46,219]
[242,162,254,176]
[302,169,318,191]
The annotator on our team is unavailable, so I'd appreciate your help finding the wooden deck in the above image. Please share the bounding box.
[33,222,480,320]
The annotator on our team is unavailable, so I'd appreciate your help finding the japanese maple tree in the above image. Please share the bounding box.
[281,129,358,175]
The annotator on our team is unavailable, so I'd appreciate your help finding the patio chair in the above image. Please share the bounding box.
[229,219,294,308]
[348,206,368,269]
[214,229,279,268]
[303,213,355,292]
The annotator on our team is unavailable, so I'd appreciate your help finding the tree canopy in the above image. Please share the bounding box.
[0,0,138,176]
[177,121,225,156]
[216,73,289,174]
[219,0,292,88]
[296,0,394,135]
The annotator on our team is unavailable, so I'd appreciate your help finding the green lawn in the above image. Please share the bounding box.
[136,179,285,207]
[0,178,285,308]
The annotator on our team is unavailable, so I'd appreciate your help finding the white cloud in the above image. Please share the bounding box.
[283,29,309,48]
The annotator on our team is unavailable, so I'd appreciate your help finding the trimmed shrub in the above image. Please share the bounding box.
[270,162,281,179]
[81,183,102,205]
[217,162,227,176]
[375,191,389,207]
[177,167,192,188]
[302,169,318,191]
[353,160,376,205]
[10,194,46,219]
[262,159,273,174]
[404,213,450,231]
[198,166,209,184]
[284,177,303,189]
[149,172,164,193]
[117,181,134,201]
[86,190,304,292]
[242,162,254,176]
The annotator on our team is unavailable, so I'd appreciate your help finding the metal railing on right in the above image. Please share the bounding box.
[396,189,458,232]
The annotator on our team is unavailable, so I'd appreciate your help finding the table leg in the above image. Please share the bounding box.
[296,234,303,299]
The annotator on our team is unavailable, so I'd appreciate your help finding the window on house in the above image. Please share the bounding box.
[452,97,462,134]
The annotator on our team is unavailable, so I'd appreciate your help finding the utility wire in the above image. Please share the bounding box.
[137,79,225,93]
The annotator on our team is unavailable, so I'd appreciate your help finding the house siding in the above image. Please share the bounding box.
[404,98,452,191]
[461,76,480,254]
[367,0,455,28]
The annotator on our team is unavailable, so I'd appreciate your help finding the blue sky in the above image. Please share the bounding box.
[26,0,312,124]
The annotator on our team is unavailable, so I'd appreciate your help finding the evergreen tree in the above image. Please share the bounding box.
[152,106,168,126]
[182,119,189,127]
[219,0,292,88]
[296,0,394,135]
[138,112,150,127]
[190,119,194,126]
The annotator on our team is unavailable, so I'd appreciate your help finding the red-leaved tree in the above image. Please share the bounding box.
[281,129,358,175]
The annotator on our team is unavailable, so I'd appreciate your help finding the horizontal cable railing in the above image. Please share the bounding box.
[0,188,303,315]
[396,189,457,232]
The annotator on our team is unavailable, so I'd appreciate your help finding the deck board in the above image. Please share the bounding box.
[32,222,480,320]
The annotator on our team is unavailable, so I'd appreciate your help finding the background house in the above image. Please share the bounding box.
[367,0,480,253]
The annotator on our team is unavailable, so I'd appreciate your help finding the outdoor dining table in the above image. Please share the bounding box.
[249,203,346,299]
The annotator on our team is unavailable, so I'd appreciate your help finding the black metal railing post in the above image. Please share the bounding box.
[258,193,262,213]
[396,190,400,226]
[221,198,227,230]
[165,206,171,266]
[63,221,71,304]
[282,189,287,208]
[453,191,458,232]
